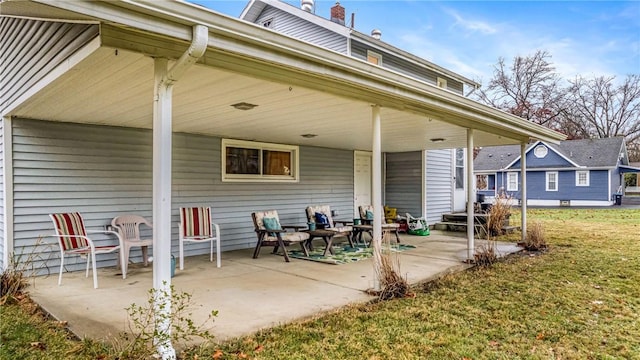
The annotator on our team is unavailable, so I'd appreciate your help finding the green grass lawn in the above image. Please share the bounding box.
[2,208,639,359]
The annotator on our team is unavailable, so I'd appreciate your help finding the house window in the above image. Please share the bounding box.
[534,145,548,158]
[476,174,496,191]
[506,172,518,191]
[455,148,464,189]
[546,171,558,191]
[260,18,274,29]
[576,170,589,186]
[222,139,299,182]
[436,77,447,89]
[367,50,382,65]
[476,175,488,190]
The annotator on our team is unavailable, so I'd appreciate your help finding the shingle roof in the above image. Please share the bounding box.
[474,137,625,171]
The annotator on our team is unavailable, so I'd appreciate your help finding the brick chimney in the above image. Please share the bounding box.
[330,1,345,25]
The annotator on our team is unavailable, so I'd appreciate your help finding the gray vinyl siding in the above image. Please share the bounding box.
[425,149,453,225]
[385,152,422,217]
[351,41,464,95]
[0,119,4,269]
[11,118,354,274]
[0,18,99,114]
[254,6,348,54]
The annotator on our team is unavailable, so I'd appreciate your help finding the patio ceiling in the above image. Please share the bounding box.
[2,0,565,153]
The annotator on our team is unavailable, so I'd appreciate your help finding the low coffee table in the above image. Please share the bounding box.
[306,229,354,256]
[352,224,401,246]
[352,224,373,245]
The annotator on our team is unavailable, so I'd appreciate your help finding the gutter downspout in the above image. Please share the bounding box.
[153,24,208,360]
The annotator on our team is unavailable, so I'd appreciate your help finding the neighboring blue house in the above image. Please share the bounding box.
[474,137,636,206]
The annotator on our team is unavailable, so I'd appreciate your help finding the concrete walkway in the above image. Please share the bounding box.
[29,231,522,342]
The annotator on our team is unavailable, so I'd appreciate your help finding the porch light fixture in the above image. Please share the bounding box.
[430,137,445,143]
[301,134,317,138]
[230,102,258,110]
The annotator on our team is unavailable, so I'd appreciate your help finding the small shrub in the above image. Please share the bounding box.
[110,282,218,359]
[524,221,547,251]
[0,257,28,304]
[474,241,498,267]
[485,195,512,237]
[0,236,52,305]
[371,233,412,300]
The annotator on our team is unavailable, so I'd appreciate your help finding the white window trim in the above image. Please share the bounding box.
[222,139,299,182]
[506,172,518,191]
[576,170,590,186]
[367,50,382,66]
[546,171,558,191]
[534,145,548,158]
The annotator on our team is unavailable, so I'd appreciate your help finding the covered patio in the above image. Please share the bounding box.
[2,1,563,356]
[29,231,522,341]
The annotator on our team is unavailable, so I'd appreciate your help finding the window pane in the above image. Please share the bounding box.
[455,167,464,189]
[548,173,557,190]
[508,173,517,191]
[578,172,587,185]
[262,150,292,176]
[456,148,464,167]
[476,175,488,190]
[226,147,259,175]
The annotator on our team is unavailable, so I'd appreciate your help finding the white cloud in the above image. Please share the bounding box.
[444,8,498,35]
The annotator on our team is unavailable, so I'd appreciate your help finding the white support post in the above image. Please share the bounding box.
[520,142,527,243]
[150,25,207,360]
[152,57,176,360]
[371,105,382,291]
[466,129,474,261]
[2,117,13,270]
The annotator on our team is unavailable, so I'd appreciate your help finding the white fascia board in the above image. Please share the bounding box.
[503,140,579,169]
[350,31,480,88]
[25,0,564,144]
[239,0,260,21]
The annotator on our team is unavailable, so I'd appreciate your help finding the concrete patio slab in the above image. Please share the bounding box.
[28,231,521,342]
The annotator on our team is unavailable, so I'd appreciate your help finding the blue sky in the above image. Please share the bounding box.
[193,1,639,85]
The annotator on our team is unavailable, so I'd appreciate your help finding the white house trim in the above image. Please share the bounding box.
[503,140,581,169]
[545,171,559,191]
[575,170,590,186]
[528,199,614,207]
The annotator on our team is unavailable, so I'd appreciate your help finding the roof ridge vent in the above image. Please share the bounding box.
[371,28,382,40]
[301,0,315,13]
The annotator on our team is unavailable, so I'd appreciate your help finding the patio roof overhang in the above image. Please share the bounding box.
[0,0,566,152]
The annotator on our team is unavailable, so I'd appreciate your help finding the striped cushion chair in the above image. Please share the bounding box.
[178,207,221,270]
[50,212,125,289]
[251,210,309,262]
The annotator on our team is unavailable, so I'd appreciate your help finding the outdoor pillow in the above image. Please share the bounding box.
[263,217,281,230]
[315,212,329,225]
[365,210,374,220]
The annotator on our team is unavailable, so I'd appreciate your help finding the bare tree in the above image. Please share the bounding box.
[564,75,640,160]
[473,50,567,127]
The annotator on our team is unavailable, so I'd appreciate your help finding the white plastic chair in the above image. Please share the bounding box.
[50,212,124,289]
[111,214,153,278]
[178,207,221,270]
